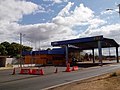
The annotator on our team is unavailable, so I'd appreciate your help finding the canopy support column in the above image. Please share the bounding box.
[98,41,102,65]
[116,47,119,63]
[65,44,69,65]
[92,49,95,63]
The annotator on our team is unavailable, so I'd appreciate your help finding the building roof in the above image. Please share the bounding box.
[51,35,119,50]
[22,48,65,55]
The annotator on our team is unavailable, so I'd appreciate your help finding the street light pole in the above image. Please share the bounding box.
[106,4,120,17]
[118,4,120,16]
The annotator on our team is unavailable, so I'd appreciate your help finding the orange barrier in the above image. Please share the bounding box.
[20,69,31,74]
[31,69,45,75]
[12,68,15,75]
[72,66,79,71]
[40,69,44,75]
[31,69,40,75]
[65,63,71,72]
[54,68,58,73]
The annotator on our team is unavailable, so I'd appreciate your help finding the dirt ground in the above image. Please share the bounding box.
[49,70,120,90]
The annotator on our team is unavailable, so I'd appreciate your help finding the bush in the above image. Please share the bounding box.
[110,72,117,77]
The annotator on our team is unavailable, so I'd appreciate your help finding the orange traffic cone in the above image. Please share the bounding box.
[12,68,15,75]
[72,66,75,71]
[40,69,44,75]
[54,68,58,73]
[66,67,71,72]
[65,63,71,72]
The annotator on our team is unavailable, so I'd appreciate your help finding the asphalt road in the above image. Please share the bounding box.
[0,64,120,90]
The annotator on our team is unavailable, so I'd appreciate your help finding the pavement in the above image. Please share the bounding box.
[0,67,13,70]
[0,60,118,84]
[0,66,68,84]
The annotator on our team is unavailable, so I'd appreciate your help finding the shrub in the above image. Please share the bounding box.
[110,72,117,77]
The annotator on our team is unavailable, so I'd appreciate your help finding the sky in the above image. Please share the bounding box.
[0,0,120,53]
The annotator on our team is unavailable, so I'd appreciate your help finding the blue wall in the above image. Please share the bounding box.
[22,48,65,55]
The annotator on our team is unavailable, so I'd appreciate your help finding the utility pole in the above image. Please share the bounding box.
[19,33,26,68]
[20,33,22,68]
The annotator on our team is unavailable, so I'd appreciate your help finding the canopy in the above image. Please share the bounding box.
[51,35,119,50]
[51,35,119,64]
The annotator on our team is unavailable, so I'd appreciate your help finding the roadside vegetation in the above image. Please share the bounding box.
[0,41,32,57]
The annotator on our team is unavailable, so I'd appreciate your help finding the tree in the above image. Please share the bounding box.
[0,44,7,55]
[0,41,32,57]
[1,41,10,55]
[10,42,21,56]
[23,46,32,52]
[47,48,51,50]
[1,41,10,48]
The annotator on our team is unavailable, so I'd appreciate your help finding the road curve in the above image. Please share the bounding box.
[0,64,120,90]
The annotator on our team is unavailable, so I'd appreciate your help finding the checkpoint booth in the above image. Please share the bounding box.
[51,35,119,65]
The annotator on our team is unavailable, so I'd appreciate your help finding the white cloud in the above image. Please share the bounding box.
[0,0,41,22]
[43,0,68,4]
[58,2,74,16]
[52,0,63,3]
[0,0,43,42]
[80,24,120,42]
[17,2,103,49]
[53,3,95,27]
[1,1,118,50]
[17,22,76,49]
[101,10,115,15]
[87,18,107,30]
[1,1,106,49]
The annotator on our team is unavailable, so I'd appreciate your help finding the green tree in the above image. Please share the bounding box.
[10,42,21,57]
[46,48,51,50]
[23,46,32,52]
[0,44,7,55]
[0,41,32,57]
[1,41,10,55]
[10,42,32,57]
[1,41,10,48]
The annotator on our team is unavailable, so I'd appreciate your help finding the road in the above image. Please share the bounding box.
[0,64,120,90]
